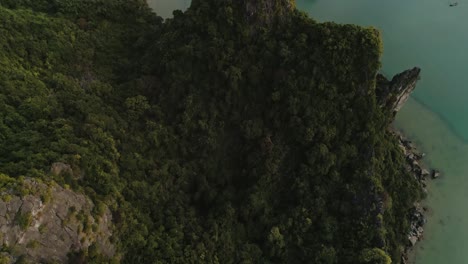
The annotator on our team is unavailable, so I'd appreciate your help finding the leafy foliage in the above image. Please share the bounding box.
[0,0,420,263]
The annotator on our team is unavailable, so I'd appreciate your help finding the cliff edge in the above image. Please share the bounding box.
[376,67,421,116]
[0,177,114,263]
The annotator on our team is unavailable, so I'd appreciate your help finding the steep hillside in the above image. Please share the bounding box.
[0,0,421,263]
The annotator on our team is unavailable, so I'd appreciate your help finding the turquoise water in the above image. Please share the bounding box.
[298,1,468,263]
[150,1,468,263]
[146,0,190,18]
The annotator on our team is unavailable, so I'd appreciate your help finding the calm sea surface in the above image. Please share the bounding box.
[146,0,190,18]
[149,0,468,263]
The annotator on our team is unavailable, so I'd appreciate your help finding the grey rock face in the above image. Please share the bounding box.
[50,162,72,176]
[0,178,114,263]
[376,67,421,115]
[243,0,295,25]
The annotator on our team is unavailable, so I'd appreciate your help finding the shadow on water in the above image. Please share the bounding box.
[411,96,468,144]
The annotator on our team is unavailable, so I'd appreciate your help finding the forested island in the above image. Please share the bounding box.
[0,0,424,263]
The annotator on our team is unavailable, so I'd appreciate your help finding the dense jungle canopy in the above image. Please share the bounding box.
[0,0,420,263]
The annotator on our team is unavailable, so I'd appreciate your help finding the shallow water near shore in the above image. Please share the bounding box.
[395,98,468,263]
[299,1,468,263]
[150,0,468,263]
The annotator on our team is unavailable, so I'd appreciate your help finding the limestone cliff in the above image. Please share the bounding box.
[376,67,421,116]
[0,177,114,263]
[378,68,428,264]
[241,0,295,25]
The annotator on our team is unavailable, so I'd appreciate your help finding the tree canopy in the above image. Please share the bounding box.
[0,0,420,263]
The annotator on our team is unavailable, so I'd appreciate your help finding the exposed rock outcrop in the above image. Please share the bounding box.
[50,162,83,180]
[0,178,114,263]
[379,68,438,263]
[50,162,72,176]
[242,0,295,26]
[377,67,421,116]
[408,203,426,246]
[395,133,426,264]
[394,131,444,264]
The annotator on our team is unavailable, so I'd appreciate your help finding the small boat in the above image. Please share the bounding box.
[449,2,458,6]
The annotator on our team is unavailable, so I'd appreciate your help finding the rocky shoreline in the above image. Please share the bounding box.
[377,67,440,264]
[395,131,440,264]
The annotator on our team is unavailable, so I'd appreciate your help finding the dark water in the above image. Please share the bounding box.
[149,1,468,263]
[146,0,190,18]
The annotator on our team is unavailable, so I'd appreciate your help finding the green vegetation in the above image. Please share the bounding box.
[26,240,40,249]
[38,224,47,234]
[0,0,421,263]
[0,255,9,264]
[15,212,32,230]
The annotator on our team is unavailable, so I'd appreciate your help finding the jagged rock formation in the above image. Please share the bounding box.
[376,67,421,116]
[242,0,295,25]
[383,70,441,264]
[50,162,72,177]
[0,178,114,263]
[0,0,426,262]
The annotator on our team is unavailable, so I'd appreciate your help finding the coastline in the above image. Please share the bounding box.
[392,130,437,264]
[377,67,437,264]
[393,94,468,264]
[148,1,463,263]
